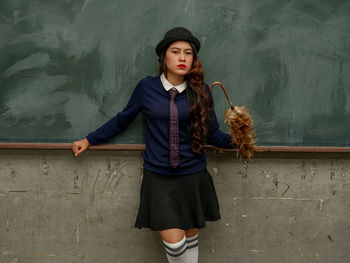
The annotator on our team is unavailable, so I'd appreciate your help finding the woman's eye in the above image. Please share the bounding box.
[186,52,193,55]
[172,51,179,54]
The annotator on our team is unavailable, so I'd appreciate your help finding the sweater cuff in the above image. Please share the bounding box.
[86,134,96,145]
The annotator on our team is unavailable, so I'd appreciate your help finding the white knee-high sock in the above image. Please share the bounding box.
[186,234,198,263]
[163,236,190,263]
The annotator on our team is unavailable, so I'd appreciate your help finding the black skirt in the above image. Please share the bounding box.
[134,168,221,231]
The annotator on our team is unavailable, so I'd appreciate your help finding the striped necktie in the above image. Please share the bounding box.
[168,87,179,168]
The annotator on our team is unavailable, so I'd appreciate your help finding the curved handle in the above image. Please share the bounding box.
[210,82,234,110]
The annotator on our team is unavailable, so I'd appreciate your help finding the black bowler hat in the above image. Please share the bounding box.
[155,27,201,56]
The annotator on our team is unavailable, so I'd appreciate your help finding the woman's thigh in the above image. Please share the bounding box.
[160,228,199,243]
[185,228,198,237]
[160,228,185,243]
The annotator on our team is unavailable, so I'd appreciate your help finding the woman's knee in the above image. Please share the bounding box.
[160,228,185,243]
[185,228,198,237]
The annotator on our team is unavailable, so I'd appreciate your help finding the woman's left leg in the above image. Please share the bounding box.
[185,228,199,263]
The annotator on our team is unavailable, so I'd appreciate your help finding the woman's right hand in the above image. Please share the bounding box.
[72,138,90,156]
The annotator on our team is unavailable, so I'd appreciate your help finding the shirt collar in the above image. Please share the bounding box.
[160,73,187,93]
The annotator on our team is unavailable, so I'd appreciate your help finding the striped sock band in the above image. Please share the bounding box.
[186,233,198,249]
[163,236,189,262]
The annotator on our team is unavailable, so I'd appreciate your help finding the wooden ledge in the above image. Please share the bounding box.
[0,143,349,152]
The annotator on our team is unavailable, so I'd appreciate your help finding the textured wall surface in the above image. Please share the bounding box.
[0,149,350,263]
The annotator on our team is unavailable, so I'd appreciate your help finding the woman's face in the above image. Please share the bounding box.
[164,40,194,78]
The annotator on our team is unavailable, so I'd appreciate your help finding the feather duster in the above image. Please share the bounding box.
[210,82,256,160]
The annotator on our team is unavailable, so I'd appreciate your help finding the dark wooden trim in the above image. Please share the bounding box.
[0,143,349,152]
[0,143,145,150]
[254,146,350,152]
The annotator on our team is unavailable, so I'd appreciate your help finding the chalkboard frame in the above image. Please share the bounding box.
[0,143,349,152]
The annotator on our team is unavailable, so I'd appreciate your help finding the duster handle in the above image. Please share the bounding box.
[210,82,234,110]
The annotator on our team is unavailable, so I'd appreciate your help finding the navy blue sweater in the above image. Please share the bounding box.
[86,76,234,175]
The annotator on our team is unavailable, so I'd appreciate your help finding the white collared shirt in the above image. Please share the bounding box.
[160,73,187,93]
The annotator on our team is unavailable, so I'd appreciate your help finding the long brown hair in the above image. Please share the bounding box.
[158,43,212,154]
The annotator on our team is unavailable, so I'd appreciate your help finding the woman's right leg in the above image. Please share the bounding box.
[160,228,190,262]
[185,229,199,263]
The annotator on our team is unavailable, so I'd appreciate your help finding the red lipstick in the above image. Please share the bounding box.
[177,64,186,69]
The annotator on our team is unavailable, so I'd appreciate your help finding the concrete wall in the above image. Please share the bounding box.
[0,149,349,263]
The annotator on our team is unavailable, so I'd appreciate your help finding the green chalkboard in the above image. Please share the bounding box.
[1,0,349,146]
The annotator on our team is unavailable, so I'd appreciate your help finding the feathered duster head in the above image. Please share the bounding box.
[224,106,256,160]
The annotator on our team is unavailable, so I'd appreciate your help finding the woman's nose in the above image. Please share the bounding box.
[179,52,185,61]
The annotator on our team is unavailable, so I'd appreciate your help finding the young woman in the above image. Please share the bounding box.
[72,27,235,263]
